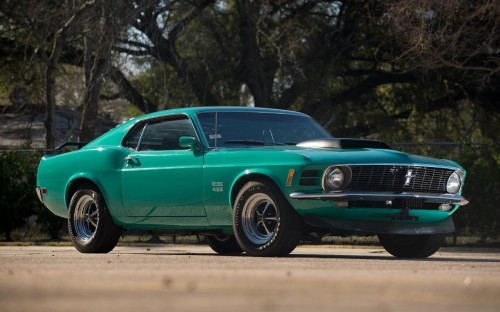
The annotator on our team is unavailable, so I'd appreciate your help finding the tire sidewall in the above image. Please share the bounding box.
[68,186,120,253]
[233,181,301,256]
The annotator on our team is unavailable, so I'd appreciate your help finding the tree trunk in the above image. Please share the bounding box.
[79,30,103,142]
[108,66,158,113]
[45,63,57,149]
[79,73,103,141]
[79,4,113,142]
[135,0,218,107]
[236,0,277,107]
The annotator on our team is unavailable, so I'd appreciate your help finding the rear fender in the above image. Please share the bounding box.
[65,172,124,217]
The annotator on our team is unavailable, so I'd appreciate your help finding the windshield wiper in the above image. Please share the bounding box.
[224,140,297,146]
[224,140,266,145]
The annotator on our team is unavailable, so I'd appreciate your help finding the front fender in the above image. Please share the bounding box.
[229,167,291,205]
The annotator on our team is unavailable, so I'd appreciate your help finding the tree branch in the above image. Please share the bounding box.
[108,66,158,113]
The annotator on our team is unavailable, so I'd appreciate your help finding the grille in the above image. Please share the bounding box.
[347,165,454,194]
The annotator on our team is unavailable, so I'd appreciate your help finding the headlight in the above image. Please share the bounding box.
[446,171,462,194]
[323,166,351,191]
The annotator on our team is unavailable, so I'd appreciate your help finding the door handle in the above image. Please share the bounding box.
[124,156,139,166]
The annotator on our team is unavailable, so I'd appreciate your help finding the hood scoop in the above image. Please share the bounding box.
[296,138,391,150]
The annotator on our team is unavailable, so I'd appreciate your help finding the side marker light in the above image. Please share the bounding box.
[286,169,295,186]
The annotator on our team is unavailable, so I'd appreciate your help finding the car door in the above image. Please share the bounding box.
[121,115,206,217]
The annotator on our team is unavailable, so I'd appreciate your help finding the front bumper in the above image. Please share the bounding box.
[290,191,468,206]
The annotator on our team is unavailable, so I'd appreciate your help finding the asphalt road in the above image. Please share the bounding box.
[1,245,499,312]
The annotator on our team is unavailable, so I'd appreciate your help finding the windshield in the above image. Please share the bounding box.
[197,111,332,148]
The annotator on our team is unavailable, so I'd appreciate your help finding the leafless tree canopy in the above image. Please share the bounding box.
[383,0,500,87]
[0,0,499,145]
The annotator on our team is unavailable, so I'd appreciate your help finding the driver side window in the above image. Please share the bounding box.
[123,116,197,151]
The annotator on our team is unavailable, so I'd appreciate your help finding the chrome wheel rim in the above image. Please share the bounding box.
[242,193,280,245]
[73,194,99,242]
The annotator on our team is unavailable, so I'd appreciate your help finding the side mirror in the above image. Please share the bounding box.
[179,136,201,151]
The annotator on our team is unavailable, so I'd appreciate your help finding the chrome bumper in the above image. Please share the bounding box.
[289,191,469,206]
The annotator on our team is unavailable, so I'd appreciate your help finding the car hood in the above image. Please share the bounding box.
[286,146,461,169]
[217,145,461,169]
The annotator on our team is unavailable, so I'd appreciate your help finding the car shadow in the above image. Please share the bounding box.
[287,253,500,263]
[117,249,500,263]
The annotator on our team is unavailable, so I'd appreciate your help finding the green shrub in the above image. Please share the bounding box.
[456,143,500,242]
[0,151,64,241]
[0,151,39,240]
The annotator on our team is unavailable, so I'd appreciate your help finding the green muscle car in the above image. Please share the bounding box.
[36,107,468,257]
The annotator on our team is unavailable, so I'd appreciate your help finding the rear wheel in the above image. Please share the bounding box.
[68,184,122,253]
[378,233,445,258]
[233,180,302,257]
[206,235,243,255]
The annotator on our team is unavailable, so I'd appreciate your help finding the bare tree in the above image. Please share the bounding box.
[115,0,218,106]
[40,1,99,148]
[1,0,97,148]
[79,0,149,141]
[382,0,500,87]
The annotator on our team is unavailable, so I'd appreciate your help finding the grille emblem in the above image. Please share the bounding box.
[404,169,415,186]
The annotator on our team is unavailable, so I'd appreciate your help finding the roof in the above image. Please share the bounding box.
[135,106,307,121]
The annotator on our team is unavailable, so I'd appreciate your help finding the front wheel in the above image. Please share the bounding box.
[378,233,445,258]
[233,180,303,257]
[68,184,122,253]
